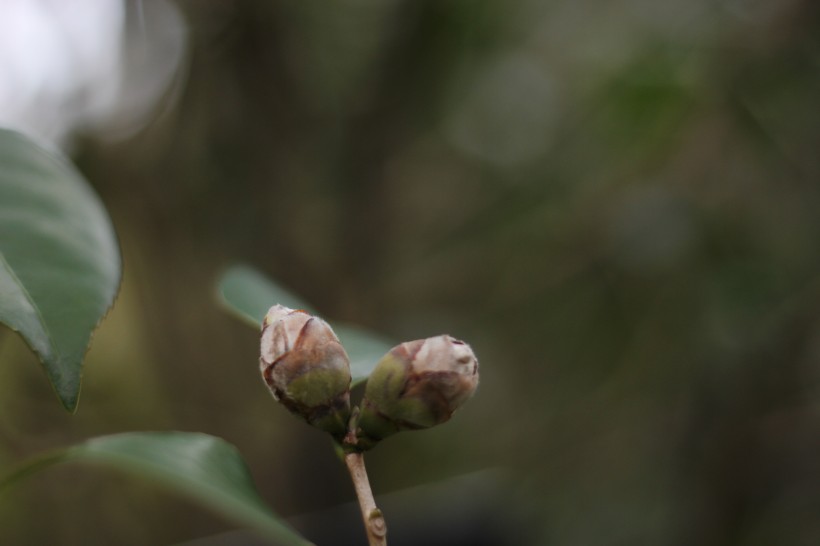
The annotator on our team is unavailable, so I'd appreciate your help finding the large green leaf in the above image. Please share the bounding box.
[0,129,121,411]
[0,432,313,546]
[217,265,393,382]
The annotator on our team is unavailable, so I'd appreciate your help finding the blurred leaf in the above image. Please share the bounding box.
[333,324,393,385]
[217,265,312,327]
[0,432,313,546]
[0,128,121,411]
[216,265,392,382]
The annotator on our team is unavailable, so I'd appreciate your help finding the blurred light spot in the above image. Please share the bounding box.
[0,0,186,149]
[608,186,696,271]
[446,53,558,168]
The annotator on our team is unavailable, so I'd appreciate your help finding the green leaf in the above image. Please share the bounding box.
[334,324,394,385]
[0,129,121,411]
[217,265,312,326]
[216,265,392,382]
[0,432,313,546]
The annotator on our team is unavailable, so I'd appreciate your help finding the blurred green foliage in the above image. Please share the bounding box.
[1,0,818,544]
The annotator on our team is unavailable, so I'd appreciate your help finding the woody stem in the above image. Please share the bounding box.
[344,451,387,546]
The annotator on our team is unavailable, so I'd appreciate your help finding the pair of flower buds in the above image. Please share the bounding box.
[259,305,479,450]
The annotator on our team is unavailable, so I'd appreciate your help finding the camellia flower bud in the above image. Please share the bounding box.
[355,335,479,449]
[260,305,352,440]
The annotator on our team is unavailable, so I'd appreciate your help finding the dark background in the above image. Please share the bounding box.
[1,1,819,544]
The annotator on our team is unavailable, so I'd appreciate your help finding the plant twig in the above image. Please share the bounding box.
[344,451,386,546]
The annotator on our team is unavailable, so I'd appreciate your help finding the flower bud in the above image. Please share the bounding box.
[356,335,478,449]
[260,305,352,440]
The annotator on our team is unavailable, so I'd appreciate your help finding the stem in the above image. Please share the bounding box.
[344,452,387,546]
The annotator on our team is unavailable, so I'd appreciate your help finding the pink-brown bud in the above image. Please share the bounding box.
[260,305,351,439]
[356,335,479,449]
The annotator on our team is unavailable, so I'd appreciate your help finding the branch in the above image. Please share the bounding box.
[344,451,387,546]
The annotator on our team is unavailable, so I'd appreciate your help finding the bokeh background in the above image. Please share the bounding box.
[1,0,819,544]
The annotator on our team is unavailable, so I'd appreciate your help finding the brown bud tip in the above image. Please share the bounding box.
[260,305,352,439]
[356,335,479,448]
